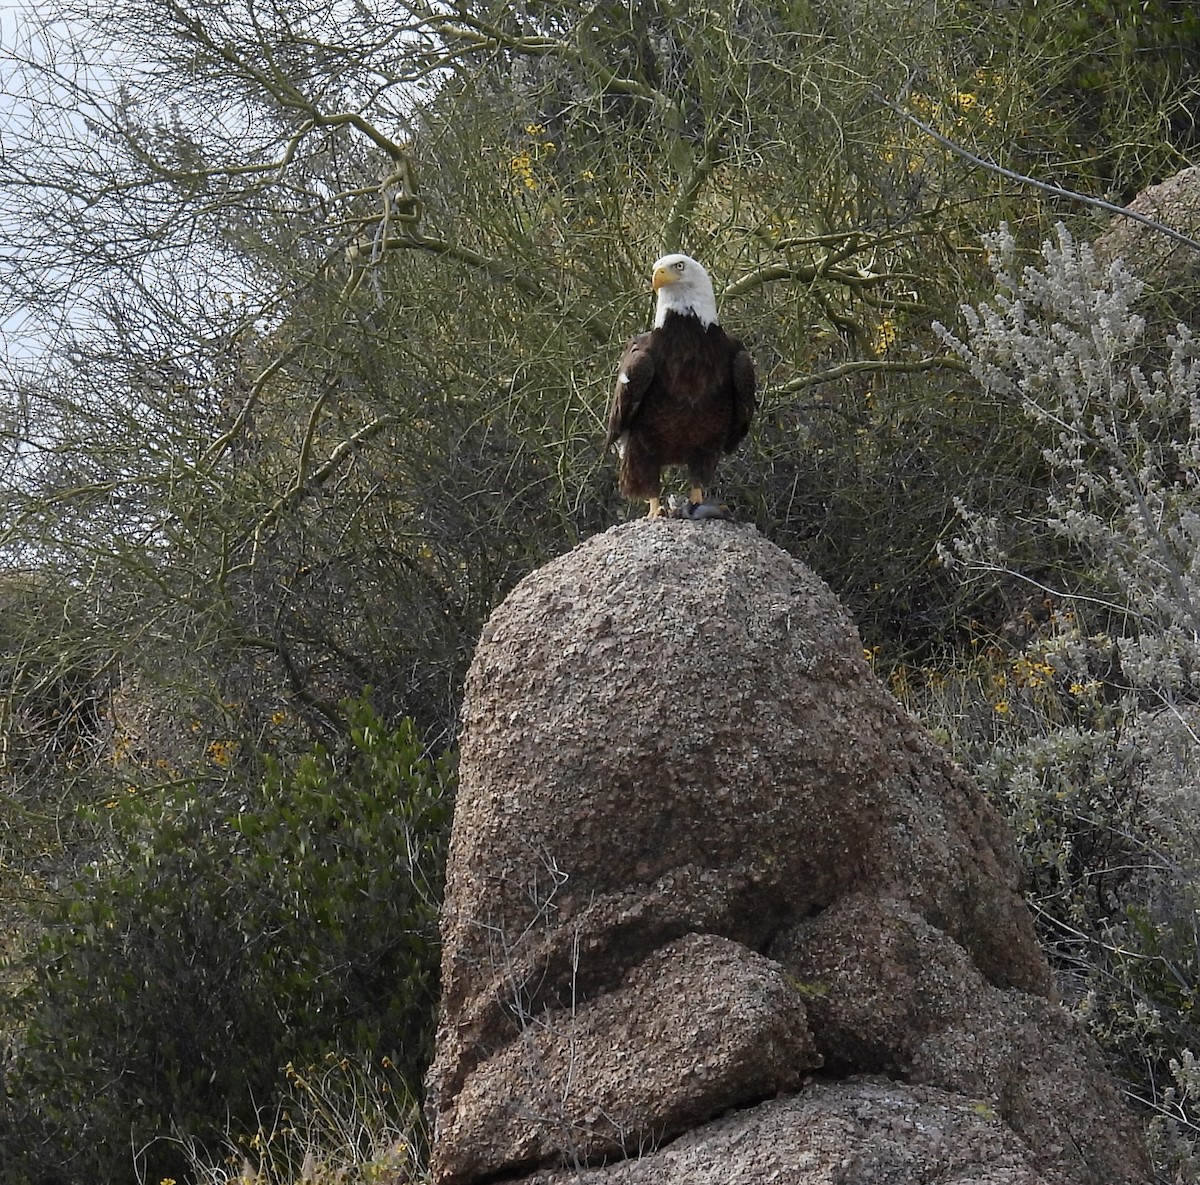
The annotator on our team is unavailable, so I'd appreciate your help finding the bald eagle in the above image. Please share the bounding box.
[605,254,756,518]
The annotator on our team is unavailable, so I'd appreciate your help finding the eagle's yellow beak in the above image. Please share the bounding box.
[651,265,676,292]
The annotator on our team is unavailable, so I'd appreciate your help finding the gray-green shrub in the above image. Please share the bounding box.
[934,223,1200,1169]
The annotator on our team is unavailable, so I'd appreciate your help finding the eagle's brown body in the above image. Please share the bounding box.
[606,307,756,504]
[605,254,755,516]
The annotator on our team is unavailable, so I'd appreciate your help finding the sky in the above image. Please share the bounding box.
[1,2,94,366]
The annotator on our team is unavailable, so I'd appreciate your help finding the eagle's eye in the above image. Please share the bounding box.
[674,260,685,271]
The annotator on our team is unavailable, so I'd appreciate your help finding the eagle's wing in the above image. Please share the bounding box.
[605,334,656,450]
[727,341,757,450]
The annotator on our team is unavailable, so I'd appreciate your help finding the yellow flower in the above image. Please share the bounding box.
[509,149,538,190]
[994,700,1010,715]
[207,739,237,767]
[872,315,898,355]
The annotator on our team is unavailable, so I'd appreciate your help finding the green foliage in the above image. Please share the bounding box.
[1016,0,1200,192]
[893,616,1200,1175]
[0,699,452,1185]
[972,691,1200,1166]
[11,0,1191,754]
[929,223,1200,1171]
[4,0,1200,1178]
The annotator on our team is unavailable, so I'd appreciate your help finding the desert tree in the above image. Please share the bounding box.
[1,0,1195,891]
[0,0,1106,749]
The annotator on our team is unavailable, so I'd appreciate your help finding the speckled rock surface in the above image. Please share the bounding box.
[773,893,1144,1185]
[1093,166,1200,294]
[433,932,820,1183]
[1092,166,1200,342]
[521,1080,1063,1185]
[426,519,1151,1185]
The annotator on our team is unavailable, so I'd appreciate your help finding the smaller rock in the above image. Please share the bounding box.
[432,933,820,1184]
[772,893,1147,1184]
[520,1080,1061,1184]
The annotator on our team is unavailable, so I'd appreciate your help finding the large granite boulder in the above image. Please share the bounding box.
[1093,165,1200,331]
[425,520,1151,1185]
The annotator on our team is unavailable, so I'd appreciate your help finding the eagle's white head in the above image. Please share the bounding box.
[651,253,718,329]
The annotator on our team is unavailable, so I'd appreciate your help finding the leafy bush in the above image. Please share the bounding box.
[931,224,1200,1172]
[1001,0,1200,193]
[0,699,452,1185]
[973,656,1200,1172]
[937,222,1200,690]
